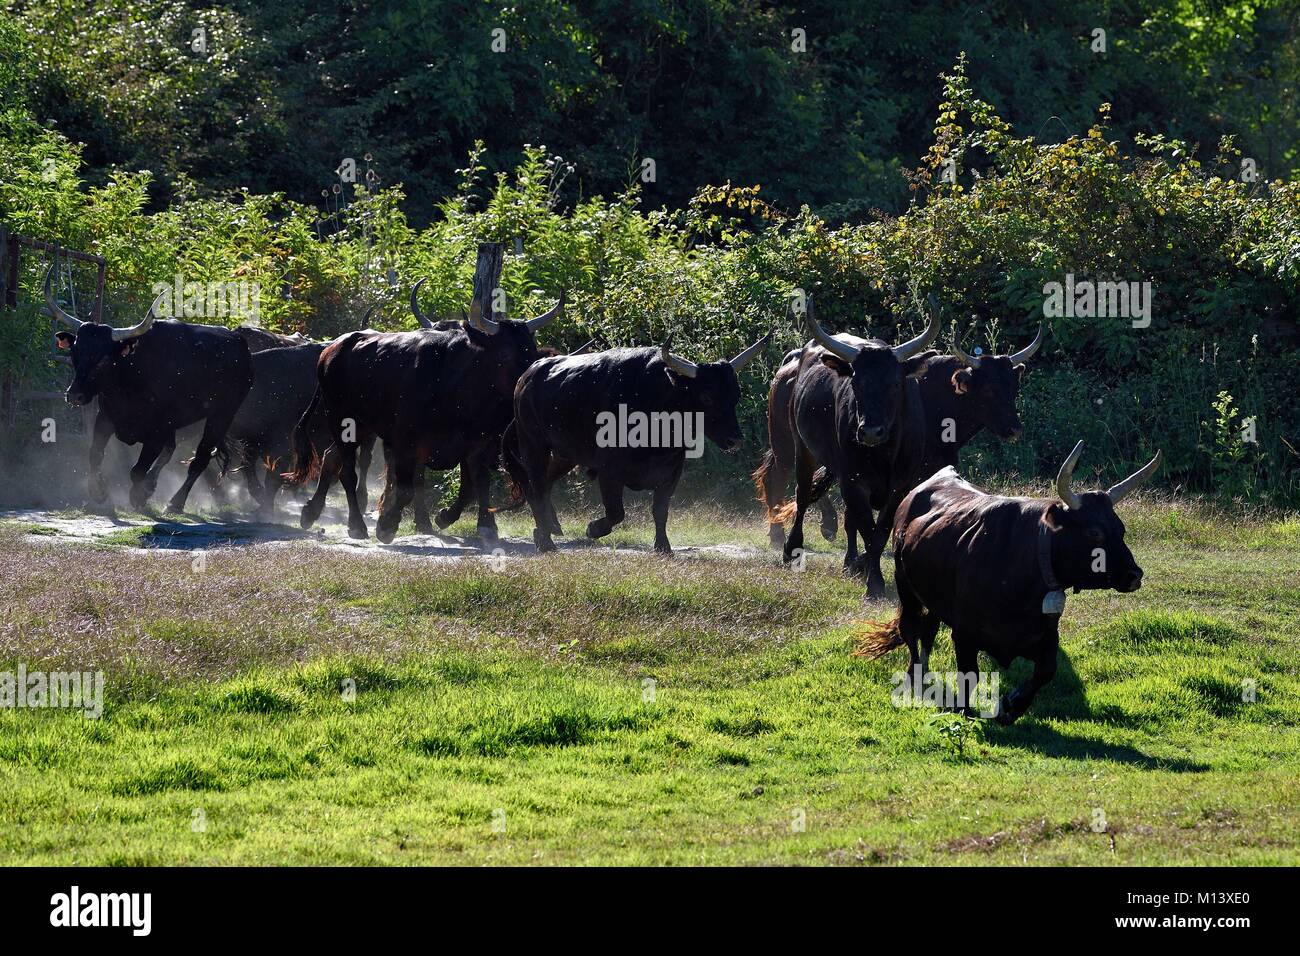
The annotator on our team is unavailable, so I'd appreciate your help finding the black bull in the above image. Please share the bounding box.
[856,442,1161,724]
[760,320,1044,592]
[505,334,769,554]
[778,296,940,595]
[45,267,253,513]
[286,292,563,543]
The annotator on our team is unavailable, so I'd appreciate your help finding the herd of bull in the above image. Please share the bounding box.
[42,255,1162,723]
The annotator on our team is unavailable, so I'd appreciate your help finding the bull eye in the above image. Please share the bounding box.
[1087,527,1105,544]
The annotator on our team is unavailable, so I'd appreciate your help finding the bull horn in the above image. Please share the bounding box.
[660,334,698,379]
[43,264,84,329]
[1055,439,1085,511]
[111,290,165,342]
[892,295,940,360]
[360,305,378,327]
[410,278,434,328]
[468,294,500,335]
[952,334,981,369]
[1107,450,1162,505]
[802,295,858,363]
[568,338,597,356]
[729,330,772,371]
[1009,323,1044,364]
[525,291,565,332]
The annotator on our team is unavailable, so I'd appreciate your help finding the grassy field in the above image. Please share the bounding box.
[0,495,1298,865]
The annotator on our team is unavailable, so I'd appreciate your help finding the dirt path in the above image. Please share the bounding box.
[2,505,766,563]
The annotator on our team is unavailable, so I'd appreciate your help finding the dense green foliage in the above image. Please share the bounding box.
[8,0,1300,221]
[1,8,1298,503]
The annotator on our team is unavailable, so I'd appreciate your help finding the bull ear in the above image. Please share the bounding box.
[55,332,76,350]
[117,339,140,357]
[951,367,972,394]
[819,353,851,375]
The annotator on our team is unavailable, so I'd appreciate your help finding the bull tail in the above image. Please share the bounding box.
[497,421,529,511]
[751,449,777,517]
[282,386,323,485]
[852,610,906,659]
[771,466,835,524]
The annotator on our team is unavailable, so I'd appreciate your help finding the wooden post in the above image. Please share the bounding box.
[471,242,506,322]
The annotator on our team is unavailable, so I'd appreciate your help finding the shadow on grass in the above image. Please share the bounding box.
[989,648,1210,772]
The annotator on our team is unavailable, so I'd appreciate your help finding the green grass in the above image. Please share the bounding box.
[0,496,1297,865]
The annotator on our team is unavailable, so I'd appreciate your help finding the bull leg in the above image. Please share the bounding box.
[412,467,436,535]
[840,481,885,597]
[259,460,284,519]
[166,419,225,514]
[300,444,339,529]
[893,565,937,700]
[818,493,838,542]
[864,490,906,603]
[953,640,982,718]
[518,434,557,553]
[338,439,371,540]
[356,435,375,513]
[469,452,498,543]
[374,452,416,544]
[586,473,626,540]
[128,436,169,511]
[86,409,115,503]
[435,462,471,530]
[781,444,817,567]
[144,432,177,496]
[650,465,682,555]
[995,625,1059,726]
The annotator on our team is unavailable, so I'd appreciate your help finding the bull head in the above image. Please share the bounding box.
[658,331,771,452]
[949,323,1044,440]
[46,265,165,406]
[802,293,939,446]
[1052,440,1162,593]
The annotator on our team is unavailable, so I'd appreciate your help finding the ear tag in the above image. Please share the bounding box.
[1042,589,1066,615]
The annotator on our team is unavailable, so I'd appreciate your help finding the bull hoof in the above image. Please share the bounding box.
[864,577,887,601]
[653,540,673,557]
[87,476,108,502]
[300,509,319,530]
[768,524,786,550]
[476,524,498,544]
[533,529,556,553]
[819,516,838,542]
[434,508,458,530]
[586,518,610,539]
[414,518,435,536]
[356,523,377,541]
[548,518,563,536]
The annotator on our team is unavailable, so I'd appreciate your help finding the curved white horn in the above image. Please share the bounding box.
[729,330,771,371]
[468,294,500,335]
[43,264,84,329]
[410,278,434,328]
[952,334,981,369]
[660,334,698,378]
[111,290,165,342]
[1055,439,1085,511]
[802,295,858,363]
[1107,450,1162,505]
[568,338,597,356]
[892,296,940,360]
[526,290,565,332]
[1009,323,1044,364]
